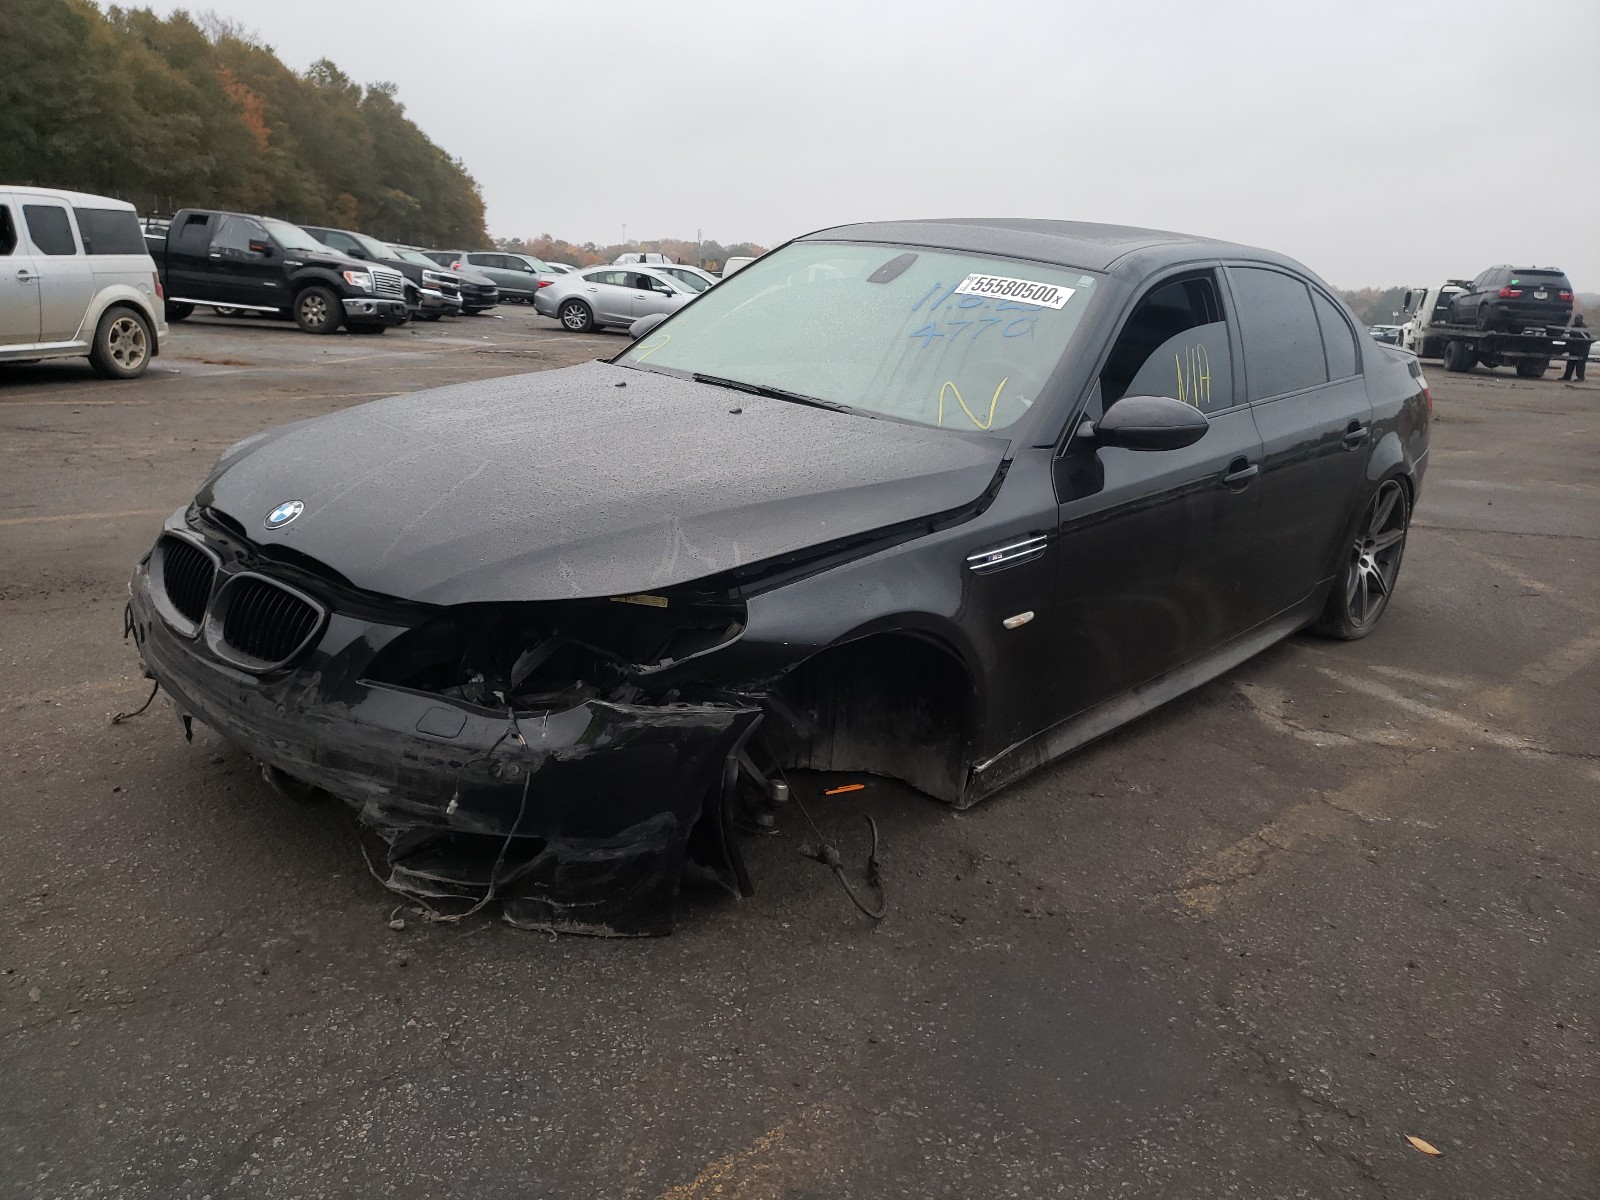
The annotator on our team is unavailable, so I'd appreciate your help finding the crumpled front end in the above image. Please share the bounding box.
[128,508,762,936]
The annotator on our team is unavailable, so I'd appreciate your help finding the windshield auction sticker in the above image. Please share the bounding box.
[953,273,1075,309]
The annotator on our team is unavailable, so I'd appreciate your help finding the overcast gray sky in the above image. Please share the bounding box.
[146,0,1598,289]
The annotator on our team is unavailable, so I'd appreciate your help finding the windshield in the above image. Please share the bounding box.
[348,231,395,259]
[263,219,335,254]
[665,268,711,293]
[618,241,1098,431]
[392,246,440,268]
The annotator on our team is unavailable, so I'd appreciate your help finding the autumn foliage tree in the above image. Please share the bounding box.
[0,0,487,245]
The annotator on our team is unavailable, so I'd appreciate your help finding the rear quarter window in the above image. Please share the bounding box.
[1311,291,1360,379]
[23,204,78,255]
[0,205,16,255]
[73,207,146,255]
[1229,266,1329,400]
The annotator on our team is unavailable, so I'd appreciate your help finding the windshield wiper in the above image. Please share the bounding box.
[691,372,862,416]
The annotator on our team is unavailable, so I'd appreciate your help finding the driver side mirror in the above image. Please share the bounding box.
[347,247,368,260]
[629,313,668,339]
[1090,394,1209,451]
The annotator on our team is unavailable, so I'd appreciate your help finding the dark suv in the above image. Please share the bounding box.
[1449,266,1574,332]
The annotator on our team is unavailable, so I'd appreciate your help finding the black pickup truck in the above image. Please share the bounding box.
[145,209,409,334]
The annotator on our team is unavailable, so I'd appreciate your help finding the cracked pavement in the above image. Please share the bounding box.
[3,320,1597,1198]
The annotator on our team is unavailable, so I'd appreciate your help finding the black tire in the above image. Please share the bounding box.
[1516,359,1549,378]
[462,306,490,316]
[87,306,153,380]
[347,323,387,336]
[1476,305,1495,333]
[165,300,194,322]
[293,285,343,335]
[212,305,242,318]
[1314,479,1409,640]
[1444,340,1474,373]
[558,299,594,332]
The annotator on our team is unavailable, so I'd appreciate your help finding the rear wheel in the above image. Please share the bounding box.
[88,306,153,379]
[165,301,194,322]
[1444,340,1475,372]
[1516,359,1549,378]
[1315,479,1409,640]
[293,285,342,335]
[559,299,595,332]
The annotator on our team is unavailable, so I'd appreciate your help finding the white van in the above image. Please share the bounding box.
[721,256,755,277]
[0,186,168,378]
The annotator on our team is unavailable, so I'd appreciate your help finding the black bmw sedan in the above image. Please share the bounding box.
[127,219,1430,933]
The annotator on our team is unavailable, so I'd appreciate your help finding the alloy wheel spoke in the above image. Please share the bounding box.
[1370,528,1404,551]
[1367,566,1389,598]
[1370,486,1399,534]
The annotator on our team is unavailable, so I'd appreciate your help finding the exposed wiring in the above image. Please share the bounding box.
[112,680,160,724]
[763,742,886,921]
[361,705,537,926]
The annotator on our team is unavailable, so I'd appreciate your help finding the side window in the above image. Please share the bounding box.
[73,208,145,255]
[213,216,269,259]
[1228,267,1329,401]
[23,204,78,255]
[321,231,358,253]
[0,204,16,256]
[1100,271,1236,415]
[1311,291,1360,379]
[588,270,627,287]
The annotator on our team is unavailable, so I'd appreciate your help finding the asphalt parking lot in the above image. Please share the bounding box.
[3,310,1597,1199]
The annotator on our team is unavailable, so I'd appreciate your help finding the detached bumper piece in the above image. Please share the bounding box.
[128,510,761,936]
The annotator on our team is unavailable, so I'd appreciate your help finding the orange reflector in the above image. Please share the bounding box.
[824,783,866,795]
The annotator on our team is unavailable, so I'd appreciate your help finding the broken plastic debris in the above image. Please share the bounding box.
[824,783,866,796]
[1405,1135,1442,1157]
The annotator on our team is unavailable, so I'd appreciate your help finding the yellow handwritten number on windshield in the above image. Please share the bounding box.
[634,333,671,362]
[937,377,1010,430]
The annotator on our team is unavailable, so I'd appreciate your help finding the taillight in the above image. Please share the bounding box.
[1498,287,1522,298]
[153,272,164,299]
[1559,290,1573,301]
[450,261,462,270]
[537,279,553,287]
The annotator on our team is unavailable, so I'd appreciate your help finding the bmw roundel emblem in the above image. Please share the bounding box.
[264,500,304,530]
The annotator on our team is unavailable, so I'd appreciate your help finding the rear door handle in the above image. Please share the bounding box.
[1222,458,1259,486]
[1343,421,1369,448]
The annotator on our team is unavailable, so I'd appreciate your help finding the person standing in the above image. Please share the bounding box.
[1563,313,1589,382]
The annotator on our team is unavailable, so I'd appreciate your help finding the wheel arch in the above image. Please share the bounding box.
[765,623,982,805]
[78,287,162,355]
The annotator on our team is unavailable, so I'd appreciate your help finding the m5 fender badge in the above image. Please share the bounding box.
[264,500,304,530]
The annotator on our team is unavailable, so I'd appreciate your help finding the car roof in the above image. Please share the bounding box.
[803,217,1312,280]
[5,185,137,211]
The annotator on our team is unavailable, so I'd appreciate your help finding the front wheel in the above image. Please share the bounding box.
[293,285,342,335]
[88,306,153,379]
[1315,479,1410,640]
[558,299,595,332]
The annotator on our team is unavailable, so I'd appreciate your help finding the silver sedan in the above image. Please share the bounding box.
[533,266,697,332]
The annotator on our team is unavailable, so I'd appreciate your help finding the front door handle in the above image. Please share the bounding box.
[1343,421,1369,448]
[16,268,38,282]
[1221,458,1259,487]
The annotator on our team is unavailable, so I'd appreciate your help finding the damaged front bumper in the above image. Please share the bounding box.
[128,530,761,935]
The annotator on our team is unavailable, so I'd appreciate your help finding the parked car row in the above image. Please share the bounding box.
[1,181,766,373]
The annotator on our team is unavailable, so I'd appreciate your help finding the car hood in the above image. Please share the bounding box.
[200,361,1007,605]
